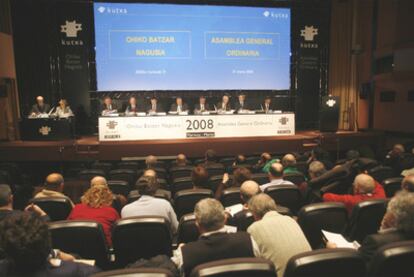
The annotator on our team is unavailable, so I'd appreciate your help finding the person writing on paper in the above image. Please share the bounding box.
[262,96,274,113]
[147,96,164,114]
[169,97,188,113]
[234,93,249,112]
[247,193,311,277]
[101,96,118,116]
[216,94,232,112]
[194,95,210,114]
[53,99,73,118]
[29,96,50,117]
[327,192,414,264]
[125,96,140,115]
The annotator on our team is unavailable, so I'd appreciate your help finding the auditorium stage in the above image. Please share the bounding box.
[0,130,384,162]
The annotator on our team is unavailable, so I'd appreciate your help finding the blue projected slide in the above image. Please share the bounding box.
[94,3,291,91]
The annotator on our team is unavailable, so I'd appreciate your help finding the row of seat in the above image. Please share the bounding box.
[45,198,389,270]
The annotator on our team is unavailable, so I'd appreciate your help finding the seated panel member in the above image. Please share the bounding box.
[29,96,50,117]
[147,96,164,114]
[169,96,189,113]
[125,96,141,115]
[261,96,274,113]
[216,94,232,112]
[234,93,250,112]
[101,96,118,116]
[53,99,74,118]
[194,95,210,114]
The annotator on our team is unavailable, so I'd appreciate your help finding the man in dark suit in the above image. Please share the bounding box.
[146,96,164,114]
[327,191,414,265]
[29,96,50,117]
[216,94,232,111]
[193,95,210,114]
[169,97,189,113]
[234,93,250,112]
[171,199,257,276]
[101,96,118,116]
[261,96,275,113]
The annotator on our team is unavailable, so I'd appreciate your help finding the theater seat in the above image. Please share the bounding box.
[284,248,366,277]
[220,187,241,207]
[112,216,172,267]
[177,213,199,244]
[209,175,232,193]
[31,197,73,221]
[265,185,303,214]
[108,180,130,197]
[79,169,106,181]
[284,172,306,186]
[297,202,348,249]
[174,189,213,219]
[345,199,388,243]
[91,268,174,277]
[190,257,276,277]
[117,161,139,171]
[172,177,194,194]
[49,220,110,269]
[169,166,194,180]
[368,166,395,183]
[369,240,414,277]
[205,164,225,177]
[91,162,113,175]
[252,173,269,185]
[109,169,137,189]
[234,210,255,231]
[382,177,403,198]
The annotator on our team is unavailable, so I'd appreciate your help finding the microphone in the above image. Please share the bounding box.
[48,106,56,116]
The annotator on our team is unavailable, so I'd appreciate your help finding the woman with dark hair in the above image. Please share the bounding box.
[0,213,99,276]
[68,184,120,246]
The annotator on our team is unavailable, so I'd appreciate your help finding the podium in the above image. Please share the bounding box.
[320,96,340,132]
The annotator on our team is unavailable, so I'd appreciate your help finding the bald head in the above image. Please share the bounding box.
[393,144,405,154]
[146,155,157,168]
[240,180,260,204]
[282,154,296,168]
[176,154,187,166]
[143,168,157,178]
[269,162,284,179]
[90,176,107,188]
[261,152,271,162]
[45,173,64,192]
[402,175,414,192]
[353,174,375,194]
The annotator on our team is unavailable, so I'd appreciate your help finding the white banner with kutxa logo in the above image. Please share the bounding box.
[99,113,295,141]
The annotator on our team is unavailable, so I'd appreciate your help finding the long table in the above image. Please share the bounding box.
[20,118,75,141]
[99,113,295,141]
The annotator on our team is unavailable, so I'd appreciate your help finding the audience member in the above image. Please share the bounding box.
[145,155,158,168]
[402,175,414,192]
[260,163,294,191]
[204,149,220,166]
[215,167,252,199]
[68,184,120,246]
[227,180,260,221]
[261,153,280,173]
[233,154,246,166]
[307,146,333,169]
[384,144,406,176]
[191,166,210,189]
[171,198,258,276]
[121,176,178,234]
[0,184,49,221]
[0,213,100,276]
[282,154,302,175]
[323,173,386,214]
[34,173,74,207]
[308,161,327,180]
[90,176,108,187]
[248,193,311,276]
[176,154,187,167]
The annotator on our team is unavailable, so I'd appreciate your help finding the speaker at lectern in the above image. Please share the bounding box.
[320,95,340,132]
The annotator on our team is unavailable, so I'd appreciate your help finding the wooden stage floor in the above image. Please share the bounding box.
[0,130,384,161]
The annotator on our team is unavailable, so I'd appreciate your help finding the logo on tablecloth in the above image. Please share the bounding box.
[61,20,82,38]
[106,120,118,130]
[326,98,337,107]
[279,117,289,125]
[300,26,318,42]
[39,126,51,136]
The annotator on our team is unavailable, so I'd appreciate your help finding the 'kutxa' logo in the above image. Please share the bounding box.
[106,121,118,130]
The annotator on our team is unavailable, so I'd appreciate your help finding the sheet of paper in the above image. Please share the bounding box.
[322,230,360,249]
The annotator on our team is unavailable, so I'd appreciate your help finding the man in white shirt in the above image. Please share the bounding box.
[121,176,178,234]
[260,162,294,191]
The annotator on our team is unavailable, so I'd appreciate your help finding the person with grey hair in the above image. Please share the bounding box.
[308,161,327,180]
[121,176,178,233]
[329,192,414,264]
[402,175,414,192]
[0,184,49,221]
[171,198,259,276]
[247,194,311,276]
